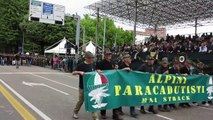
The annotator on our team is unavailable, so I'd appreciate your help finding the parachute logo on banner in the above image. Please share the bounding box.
[87,73,110,109]
[207,77,213,100]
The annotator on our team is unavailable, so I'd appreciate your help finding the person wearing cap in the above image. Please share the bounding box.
[96,51,122,120]
[192,62,211,107]
[155,57,170,112]
[118,54,138,118]
[138,56,158,114]
[168,60,181,109]
[179,60,192,108]
[192,62,205,75]
[72,52,99,120]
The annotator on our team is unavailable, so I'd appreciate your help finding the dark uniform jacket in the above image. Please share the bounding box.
[169,66,180,74]
[96,59,114,70]
[155,66,169,74]
[138,63,157,73]
[180,66,190,75]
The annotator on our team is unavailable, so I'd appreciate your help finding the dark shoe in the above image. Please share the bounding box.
[148,108,158,114]
[164,108,170,112]
[101,115,108,119]
[171,105,177,110]
[119,111,125,116]
[112,115,123,120]
[185,103,191,107]
[179,103,186,108]
[163,106,170,112]
[158,107,166,112]
[140,108,147,114]
[130,112,138,118]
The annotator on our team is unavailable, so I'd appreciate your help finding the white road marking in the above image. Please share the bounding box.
[5,110,14,115]
[136,108,175,120]
[0,79,52,120]
[198,106,213,111]
[22,81,69,96]
[0,105,5,108]
[30,74,78,90]
[155,114,175,120]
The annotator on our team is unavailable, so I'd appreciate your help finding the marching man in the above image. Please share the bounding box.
[72,52,99,120]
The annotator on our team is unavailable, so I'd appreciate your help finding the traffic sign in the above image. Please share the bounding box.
[29,0,65,25]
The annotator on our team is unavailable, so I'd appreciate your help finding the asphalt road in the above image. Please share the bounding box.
[0,65,212,120]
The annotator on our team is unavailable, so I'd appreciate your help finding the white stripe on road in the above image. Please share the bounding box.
[30,74,78,90]
[0,79,52,120]
[198,106,213,111]
[155,114,175,120]
[44,84,70,96]
[22,81,69,96]
[136,108,174,120]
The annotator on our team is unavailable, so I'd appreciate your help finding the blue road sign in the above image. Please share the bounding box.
[43,3,53,15]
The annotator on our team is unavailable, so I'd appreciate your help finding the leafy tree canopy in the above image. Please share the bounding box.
[0,0,133,54]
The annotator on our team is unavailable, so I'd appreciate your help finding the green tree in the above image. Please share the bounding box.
[21,16,77,54]
[0,0,28,53]
[81,15,133,47]
[0,0,132,54]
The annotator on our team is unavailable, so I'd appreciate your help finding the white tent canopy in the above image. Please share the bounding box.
[85,41,96,55]
[44,37,75,54]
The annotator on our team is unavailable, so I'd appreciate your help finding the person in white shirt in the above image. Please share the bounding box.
[199,43,208,52]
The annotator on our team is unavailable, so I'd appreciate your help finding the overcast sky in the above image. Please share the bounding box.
[40,0,213,36]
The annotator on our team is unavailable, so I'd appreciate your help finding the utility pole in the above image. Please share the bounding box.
[95,8,100,56]
[74,14,81,70]
[102,15,106,59]
[22,32,25,54]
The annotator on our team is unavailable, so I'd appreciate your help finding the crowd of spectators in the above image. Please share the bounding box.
[110,33,213,55]
[0,53,32,66]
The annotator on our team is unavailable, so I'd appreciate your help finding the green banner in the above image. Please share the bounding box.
[83,70,213,112]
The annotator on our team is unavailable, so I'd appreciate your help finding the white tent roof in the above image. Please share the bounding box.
[85,41,96,55]
[45,37,75,54]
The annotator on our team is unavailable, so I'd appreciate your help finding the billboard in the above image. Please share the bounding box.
[29,0,65,25]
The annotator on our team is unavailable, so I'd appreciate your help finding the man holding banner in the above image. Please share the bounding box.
[155,57,170,112]
[138,56,158,114]
[168,60,180,109]
[179,60,192,108]
[96,51,122,120]
[83,58,213,118]
[72,52,99,120]
[118,54,138,118]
